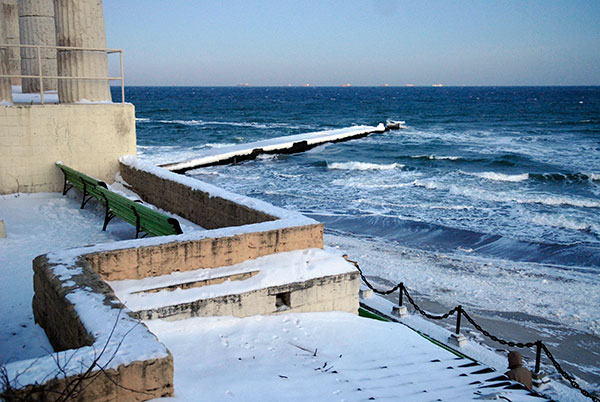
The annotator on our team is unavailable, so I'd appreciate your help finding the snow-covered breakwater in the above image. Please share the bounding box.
[160,125,386,172]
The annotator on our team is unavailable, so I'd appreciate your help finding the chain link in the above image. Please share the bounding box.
[344,256,403,295]
[541,344,600,402]
[461,311,536,348]
[345,255,599,402]
[402,286,459,320]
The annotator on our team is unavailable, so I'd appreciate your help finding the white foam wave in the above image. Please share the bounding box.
[135,117,150,122]
[474,172,529,182]
[411,154,461,160]
[588,173,600,182]
[155,119,297,129]
[531,214,600,235]
[328,162,403,171]
[413,180,600,208]
[257,154,277,160]
[204,143,237,149]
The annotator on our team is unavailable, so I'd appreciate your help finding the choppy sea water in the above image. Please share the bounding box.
[118,86,600,385]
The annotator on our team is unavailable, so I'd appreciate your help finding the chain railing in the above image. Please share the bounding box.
[0,43,124,104]
[344,255,599,402]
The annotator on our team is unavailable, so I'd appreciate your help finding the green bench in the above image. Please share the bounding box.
[57,161,109,209]
[56,162,183,238]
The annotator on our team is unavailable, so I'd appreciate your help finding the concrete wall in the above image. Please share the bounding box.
[6,254,175,401]
[0,103,136,194]
[85,224,324,281]
[119,161,276,229]
[135,272,360,321]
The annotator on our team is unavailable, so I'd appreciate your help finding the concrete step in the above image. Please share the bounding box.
[107,248,360,321]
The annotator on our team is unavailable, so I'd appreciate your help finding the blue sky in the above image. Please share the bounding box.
[103,0,600,86]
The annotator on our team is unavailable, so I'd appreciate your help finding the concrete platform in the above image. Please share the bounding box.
[107,248,360,320]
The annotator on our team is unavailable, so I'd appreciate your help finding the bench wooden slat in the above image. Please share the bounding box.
[56,162,182,238]
[97,186,183,237]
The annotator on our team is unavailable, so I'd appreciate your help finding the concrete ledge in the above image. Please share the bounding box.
[84,223,323,281]
[134,272,360,321]
[5,253,173,401]
[119,159,275,229]
[106,249,361,321]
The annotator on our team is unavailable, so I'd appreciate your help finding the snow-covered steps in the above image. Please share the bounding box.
[145,312,548,401]
[108,248,360,320]
[159,124,386,173]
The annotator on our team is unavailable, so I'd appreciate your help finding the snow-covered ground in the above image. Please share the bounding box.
[0,192,589,401]
[0,192,132,363]
[145,312,541,402]
[10,85,59,104]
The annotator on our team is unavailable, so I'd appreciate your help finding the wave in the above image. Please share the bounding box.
[152,119,307,130]
[465,171,600,184]
[412,180,600,208]
[204,143,237,149]
[531,214,600,235]
[313,213,600,268]
[328,162,404,171]
[410,154,462,161]
[473,171,529,182]
[587,173,600,182]
[135,117,150,122]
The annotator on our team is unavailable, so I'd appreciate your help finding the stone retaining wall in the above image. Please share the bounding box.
[85,224,323,281]
[4,253,174,401]
[119,161,275,229]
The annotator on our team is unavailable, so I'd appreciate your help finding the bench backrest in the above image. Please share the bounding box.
[57,162,182,237]
[57,162,108,196]
[97,187,183,237]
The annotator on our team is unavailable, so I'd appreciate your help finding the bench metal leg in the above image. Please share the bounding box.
[101,196,114,231]
[80,182,95,209]
[131,206,143,239]
[62,175,73,196]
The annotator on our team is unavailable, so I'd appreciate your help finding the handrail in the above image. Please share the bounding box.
[0,43,124,104]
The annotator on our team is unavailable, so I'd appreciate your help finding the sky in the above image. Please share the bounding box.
[103,0,600,86]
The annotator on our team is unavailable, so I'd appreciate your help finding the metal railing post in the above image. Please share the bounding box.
[532,340,550,388]
[534,340,542,374]
[36,46,44,104]
[0,43,124,104]
[455,305,462,335]
[119,50,124,103]
[398,282,404,307]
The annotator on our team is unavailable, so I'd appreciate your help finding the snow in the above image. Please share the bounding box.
[144,312,543,401]
[120,155,318,228]
[0,191,581,400]
[360,294,591,402]
[0,193,169,387]
[108,248,355,312]
[0,193,133,364]
[159,125,386,171]
[10,85,59,104]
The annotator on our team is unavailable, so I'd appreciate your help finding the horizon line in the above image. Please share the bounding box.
[110,84,600,88]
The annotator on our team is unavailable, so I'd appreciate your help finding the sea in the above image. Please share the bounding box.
[115,86,600,387]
